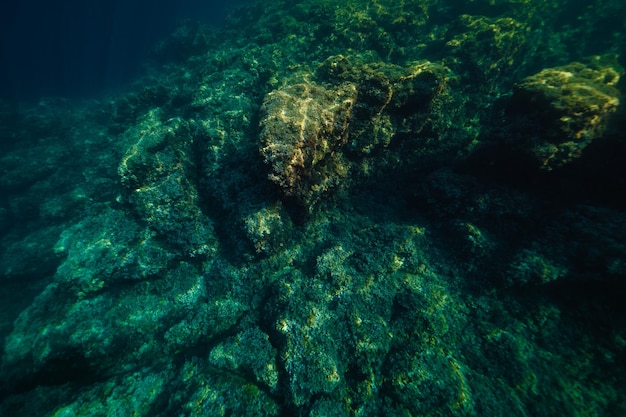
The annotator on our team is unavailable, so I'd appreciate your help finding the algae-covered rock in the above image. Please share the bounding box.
[259,81,357,207]
[445,14,528,88]
[260,55,460,208]
[317,55,455,155]
[242,203,294,254]
[506,55,623,170]
[505,205,626,287]
[119,109,217,257]
[2,1,626,416]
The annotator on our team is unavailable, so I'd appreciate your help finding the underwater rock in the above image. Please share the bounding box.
[118,109,217,257]
[317,54,455,155]
[3,1,626,416]
[260,55,458,209]
[242,203,294,254]
[445,14,528,89]
[259,81,357,207]
[0,225,63,280]
[506,55,623,170]
[506,205,626,287]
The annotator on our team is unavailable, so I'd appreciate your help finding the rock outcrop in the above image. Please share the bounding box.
[260,82,357,207]
[506,55,623,170]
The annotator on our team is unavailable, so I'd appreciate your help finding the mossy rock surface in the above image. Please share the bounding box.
[507,55,623,170]
[1,1,626,417]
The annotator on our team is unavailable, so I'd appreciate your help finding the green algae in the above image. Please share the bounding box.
[1,0,626,416]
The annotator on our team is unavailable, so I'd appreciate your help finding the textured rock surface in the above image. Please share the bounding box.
[317,55,456,157]
[506,55,623,169]
[260,82,357,207]
[260,56,459,208]
[1,1,625,416]
[118,110,217,257]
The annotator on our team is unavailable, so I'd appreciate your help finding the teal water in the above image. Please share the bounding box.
[1,1,625,416]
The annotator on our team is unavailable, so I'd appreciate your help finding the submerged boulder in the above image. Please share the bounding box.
[506,55,623,170]
[259,55,457,209]
[259,82,357,207]
[118,109,217,257]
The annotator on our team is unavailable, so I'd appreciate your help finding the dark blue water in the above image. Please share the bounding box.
[0,0,248,101]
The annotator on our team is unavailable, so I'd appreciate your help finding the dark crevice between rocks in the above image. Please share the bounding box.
[508,277,626,379]
[254,281,300,415]
[0,349,102,400]
[460,135,626,211]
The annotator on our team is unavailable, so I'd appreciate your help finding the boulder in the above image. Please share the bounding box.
[506,55,623,170]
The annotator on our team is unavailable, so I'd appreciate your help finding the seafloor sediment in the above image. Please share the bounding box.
[1,0,625,416]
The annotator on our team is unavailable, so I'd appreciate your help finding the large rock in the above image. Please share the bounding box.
[118,109,217,257]
[259,82,357,207]
[506,55,623,170]
[259,56,457,209]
